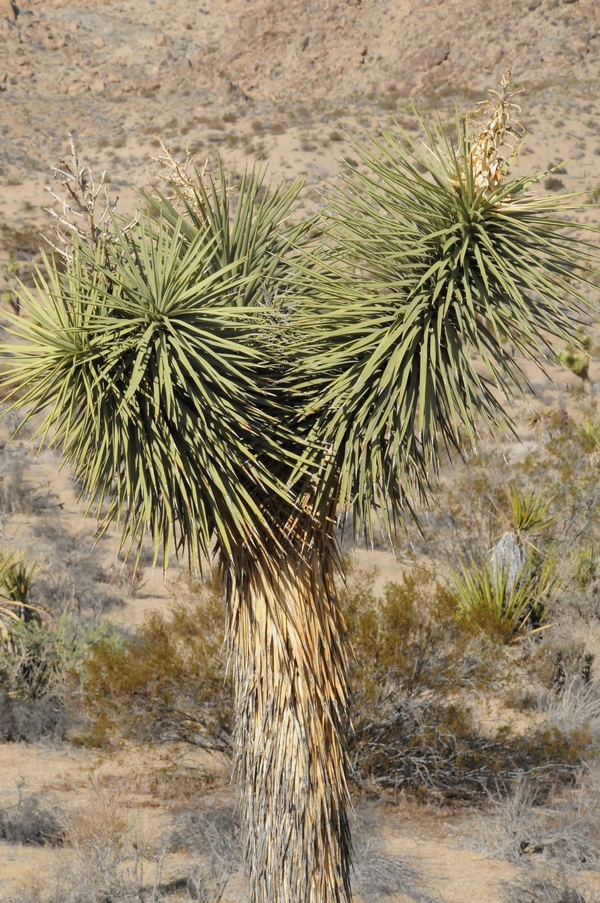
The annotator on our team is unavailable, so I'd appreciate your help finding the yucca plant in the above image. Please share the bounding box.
[1,71,599,903]
[503,486,555,537]
[574,543,599,589]
[0,553,39,647]
[296,74,596,539]
[1,166,351,903]
[557,326,591,380]
[287,73,596,891]
[451,554,556,641]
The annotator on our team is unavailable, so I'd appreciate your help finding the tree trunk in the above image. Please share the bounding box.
[226,519,351,903]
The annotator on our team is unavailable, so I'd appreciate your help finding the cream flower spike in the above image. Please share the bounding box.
[469,67,524,198]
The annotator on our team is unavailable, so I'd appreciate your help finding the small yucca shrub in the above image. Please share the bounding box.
[451,554,556,642]
[0,552,40,648]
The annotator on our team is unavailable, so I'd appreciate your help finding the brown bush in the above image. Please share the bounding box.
[79,571,232,751]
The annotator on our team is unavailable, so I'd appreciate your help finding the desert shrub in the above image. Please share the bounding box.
[342,568,592,799]
[350,694,588,799]
[0,691,70,742]
[0,608,110,741]
[0,793,63,846]
[341,566,463,700]
[0,609,100,701]
[72,561,597,798]
[504,874,599,903]
[479,771,600,870]
[80,571,232,750]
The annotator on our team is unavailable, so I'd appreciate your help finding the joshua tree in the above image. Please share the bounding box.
[2,75,597,903]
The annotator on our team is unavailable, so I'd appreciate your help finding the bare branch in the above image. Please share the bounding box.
[149,135,211,213]
[43,134,124,262]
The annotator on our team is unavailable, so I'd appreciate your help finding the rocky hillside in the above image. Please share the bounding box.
[0,0,599,276]
[1,0,599,103]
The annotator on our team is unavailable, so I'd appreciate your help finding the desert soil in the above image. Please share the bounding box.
[1,0,600,900]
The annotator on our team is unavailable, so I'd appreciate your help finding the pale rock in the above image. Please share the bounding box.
[187,48,204,68]
[410,41,450,70]
[176,56,192,78]
[572,35,589,53]
[0,0,16,23]
[91,77,105,92]
[392,81,416,98]
[93,35,104,49]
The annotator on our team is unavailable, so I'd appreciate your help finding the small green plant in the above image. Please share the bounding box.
[0,606,100,702]
[451,554,556,642]
[574,544,599,588]
[558,329,591,380]
[577,418,600,454]
[0,553,40,646]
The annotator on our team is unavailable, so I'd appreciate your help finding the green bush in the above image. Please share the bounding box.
[0,608,103,700]
[0,607,109,742]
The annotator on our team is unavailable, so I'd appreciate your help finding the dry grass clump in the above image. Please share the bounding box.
[351,812,438,903]
[504,873,600,903]
[477,769,600,870]
[0,793,242,903]
[1,794,172,903]
[539,678,600,738]
[0,790,63,846]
